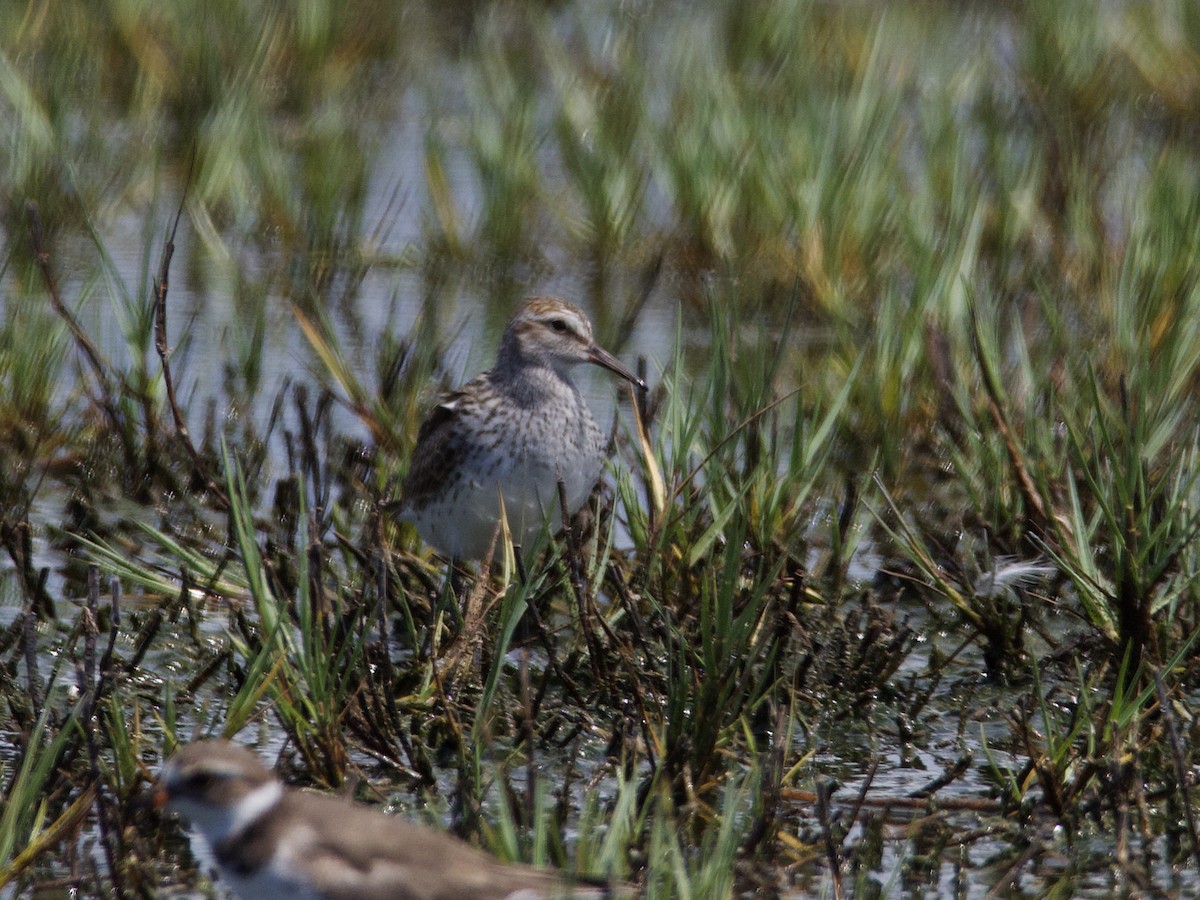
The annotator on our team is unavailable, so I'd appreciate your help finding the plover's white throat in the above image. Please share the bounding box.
[395,297,642,560]
[150,740,615,900]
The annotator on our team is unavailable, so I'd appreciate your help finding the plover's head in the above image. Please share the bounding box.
[501,297,643,387]
[152,741,284,845]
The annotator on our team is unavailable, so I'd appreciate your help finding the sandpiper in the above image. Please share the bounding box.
[396,297,643,560]
[149,740,613,900]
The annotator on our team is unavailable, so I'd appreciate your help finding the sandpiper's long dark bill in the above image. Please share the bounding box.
[395,296,643,560]
[151,740,613,900]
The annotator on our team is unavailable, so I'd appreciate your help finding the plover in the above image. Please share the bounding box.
[149,740,615,900]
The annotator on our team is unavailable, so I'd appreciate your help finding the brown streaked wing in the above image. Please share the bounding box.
[400,380,481,511]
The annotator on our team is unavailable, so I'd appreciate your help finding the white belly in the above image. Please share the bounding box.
[414,411,605,560]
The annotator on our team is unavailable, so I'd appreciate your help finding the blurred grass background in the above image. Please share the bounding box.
[5,0,1200,462]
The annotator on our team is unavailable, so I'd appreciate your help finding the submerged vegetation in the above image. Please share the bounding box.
[3,0,1200,895]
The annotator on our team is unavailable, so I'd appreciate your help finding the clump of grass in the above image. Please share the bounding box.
[0,690,91,890]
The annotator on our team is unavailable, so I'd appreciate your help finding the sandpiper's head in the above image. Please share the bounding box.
[151,741,283,844]
[501,296,644,388]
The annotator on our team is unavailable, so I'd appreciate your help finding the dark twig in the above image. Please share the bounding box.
[2,518,57,620]
[815,778,843,900]
[556,478,609,689]
[34,563,55,620]
[968,300,1049,535]
[1154,671,1200,866]
[909,754,973,799]
[127,570,191,677]
[99,576,121,681]
[80,566,99,720]
[23,601,41,711]
[780,787,1003,814]
[984,835,1043,900]
[26,202,143,476]
[152,179,230,509]
[519,648,536,836]
[25,202,118,394]
[742,704,787,856]
[79,566,129,898]
[518,584,588,708]
[375,548,397,712]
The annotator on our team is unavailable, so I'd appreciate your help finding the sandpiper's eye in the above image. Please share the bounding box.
[549,319,568,334]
